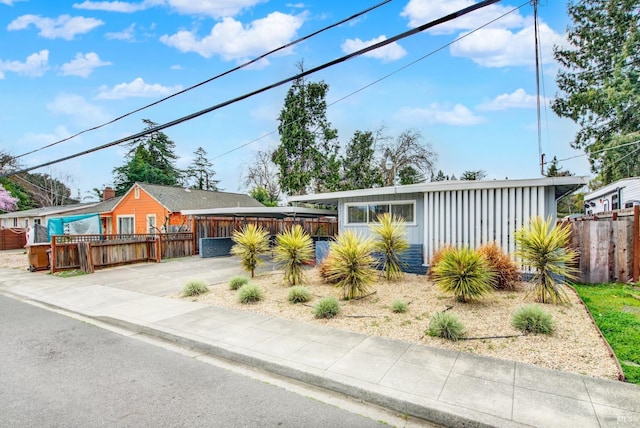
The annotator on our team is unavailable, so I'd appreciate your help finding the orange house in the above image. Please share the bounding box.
[70,182,264,234]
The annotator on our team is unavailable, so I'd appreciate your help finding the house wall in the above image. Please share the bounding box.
[109,187,171,234]
[584,179,640,214]
[337,192,424,244]
[423,185,555,262]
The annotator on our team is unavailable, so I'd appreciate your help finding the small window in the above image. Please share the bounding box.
[147,214,156,234]
[12,218,17,227]
[612,194,619,210]
[134,187,140,199]
[118,216,135,234]
[347,205,367,224]
[391,203,414,223]
[34,219,41,225]
[369,204,389,222]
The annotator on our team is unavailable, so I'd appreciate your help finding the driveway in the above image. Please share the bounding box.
[62,255,280,297]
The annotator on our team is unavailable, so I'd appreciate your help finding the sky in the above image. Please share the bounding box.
[0,0,589,201]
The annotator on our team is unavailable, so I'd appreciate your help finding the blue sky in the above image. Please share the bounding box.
[0,0,588,199]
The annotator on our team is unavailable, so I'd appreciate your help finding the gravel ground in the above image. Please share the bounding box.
[0,249,29,270]
[179,269,622,381]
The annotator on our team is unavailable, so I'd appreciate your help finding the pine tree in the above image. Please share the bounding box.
[341,130,383,190]
[187,147,219,191]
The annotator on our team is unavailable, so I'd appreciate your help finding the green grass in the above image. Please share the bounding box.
[573,283,640,384]
[52,269,87,278]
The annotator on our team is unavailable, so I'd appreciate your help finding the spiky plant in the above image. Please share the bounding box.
[477,242,521,290]
[431,247,496,303]
[370,213,409,281]
[515,216,578,304]
[230,224,270,278]
[325,230,377,300]
[512,305,555,335]
[274,225,314,286]
[428,312,465,341]
[428,244,454,279]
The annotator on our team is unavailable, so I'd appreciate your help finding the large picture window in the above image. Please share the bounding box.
[345,201,415,225]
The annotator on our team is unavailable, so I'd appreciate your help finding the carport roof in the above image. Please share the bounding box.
[180,206,337,219]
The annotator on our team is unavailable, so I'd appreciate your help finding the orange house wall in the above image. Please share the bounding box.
[109,187,172,234]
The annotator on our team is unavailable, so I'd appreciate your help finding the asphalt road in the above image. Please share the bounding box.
[0,295,387,428]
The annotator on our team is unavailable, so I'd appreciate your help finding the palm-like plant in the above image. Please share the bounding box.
[274,225,314,286]
[370,213,409,281]
[325,230,376,300]
[515,216,577,304]
[230,224,270,278]
[431,247,496,303]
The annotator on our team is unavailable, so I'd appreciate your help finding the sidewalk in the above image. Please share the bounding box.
[1,266,639,428]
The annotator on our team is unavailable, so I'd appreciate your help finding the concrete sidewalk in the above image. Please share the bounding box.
[1,266,639,428]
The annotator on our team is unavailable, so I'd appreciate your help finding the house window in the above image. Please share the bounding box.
[34,219,41,225]
[12,218,17,227]
[134,187,140,199]
[612,194,619,210]
[118,216,135,234]
[147,214,157,234]
[345,201,416,225]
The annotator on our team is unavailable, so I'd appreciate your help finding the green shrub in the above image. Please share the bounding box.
[182,280,209,297]
[231,224,270,278]
[391,298,408,313]
[274,225,315,286]
[512,305,555,335]
[288,286,312,304]
[477,242,521,290]
[431,247,496,302]
[229,276,249,290]
[237,283,264,304]
[325,230,377,300]
[314,297,341,319]
[515,216,578,304]
[370,213,409,281]
[427,312,465,341]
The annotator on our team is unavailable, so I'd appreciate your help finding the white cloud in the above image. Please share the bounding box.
[286,3,305,8]
[96,77,182,99]
[450,22,564,67]
[61,52,112,78]
[105,23,136,41]
[7,14,104,40]
[47,93,111,125]
[170,64,182,70]
[395,103,485,126]
[160,12,304,61]
[401,0,524,35]
[341,35,407,63]
[166,0,265,18]
[477,88,549,111]
[0,50,49,79]
[72,1,156,13]
[19,125,74,147]
[1,0,27,6]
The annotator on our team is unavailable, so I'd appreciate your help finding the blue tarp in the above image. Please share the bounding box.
[47,213,102,240]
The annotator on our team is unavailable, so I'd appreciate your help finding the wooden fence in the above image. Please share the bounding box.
[50,232,194,273]
[0,228,26,250]
[560,206,640,284]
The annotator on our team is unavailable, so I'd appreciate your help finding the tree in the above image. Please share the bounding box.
[22,171,77,206]
[0,183,18,212]
[432,170,446,182]
[380,130,436,186]
[272,64,339,195]
[398,166,423,185]
[341,130,383,190]
[249,186,278,207]
[545,156,572,177]
[244,150,280,203]
[113,119,183,195]
[460,170,487,181]
[552,0,640,185]
[186,147,219,191]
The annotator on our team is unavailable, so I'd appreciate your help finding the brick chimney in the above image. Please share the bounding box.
[103,186,116,201]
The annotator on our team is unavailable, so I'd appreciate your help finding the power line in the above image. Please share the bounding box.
[1,0,503,179]
[11,0,392,161]
[557,138,640,162]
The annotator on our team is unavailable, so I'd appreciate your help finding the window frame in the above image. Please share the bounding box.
[146,214,157,234]
[344,200,416,226]
[117,215,135,234]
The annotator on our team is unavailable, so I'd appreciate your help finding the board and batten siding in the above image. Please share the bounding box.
[338,192,424,245]
[424,185,555,262]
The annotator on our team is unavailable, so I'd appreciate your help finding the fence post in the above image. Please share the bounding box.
[633,205,639,283]
[156,234,162,262]
[50,237,57,274]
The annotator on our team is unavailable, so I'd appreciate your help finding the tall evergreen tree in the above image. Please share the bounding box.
[272,64,339,195]
[341,130,383,190]
[113,119,183,195]
[553,0,640,185]
[186,146,219,191]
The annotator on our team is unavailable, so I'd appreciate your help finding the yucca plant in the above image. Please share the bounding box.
[428,244,454,279]
[515,216,578,304]
[325,230,377,300]
[477,242,521,290]
[431,247,496,303]
[370,213,409,281]
[274,225,314,286]
[230,223,270,278]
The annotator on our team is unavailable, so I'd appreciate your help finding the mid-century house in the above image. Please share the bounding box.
[58,182,265,235]
[0,203,99,229]
[583,177,640,215]
[288,176,588,273]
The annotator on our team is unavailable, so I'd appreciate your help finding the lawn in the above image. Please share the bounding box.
[573,283,640,384]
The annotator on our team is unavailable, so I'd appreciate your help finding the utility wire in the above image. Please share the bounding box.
[212,0,528,161]
[1,0,503,179]
[11,0,392,160]
[557,138,640,162]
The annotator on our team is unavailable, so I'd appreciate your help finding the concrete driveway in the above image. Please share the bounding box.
[63,255,280,297]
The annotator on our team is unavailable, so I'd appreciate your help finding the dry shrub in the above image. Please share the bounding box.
[477,242,521,290]
[428,245,454,279]
[318,255,341,284]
